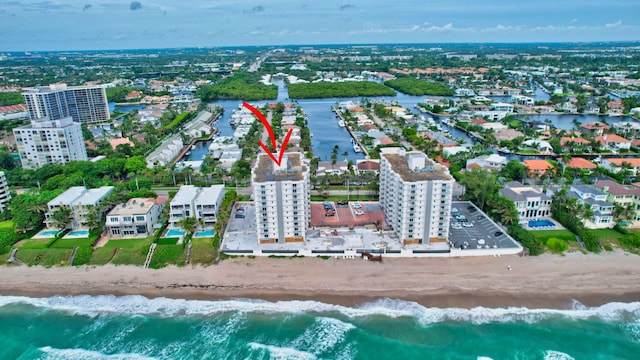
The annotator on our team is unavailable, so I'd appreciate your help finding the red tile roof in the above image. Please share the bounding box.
[565,157,597,169]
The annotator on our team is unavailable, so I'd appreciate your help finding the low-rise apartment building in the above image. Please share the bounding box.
[169,185,225,227]
[106,197,165,238]
[500,181,552,224]
[568,184,614,229]
[45,186,114,229]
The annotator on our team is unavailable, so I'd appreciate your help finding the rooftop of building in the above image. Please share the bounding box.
[565,157,597,169]
[171,185,199,205]
[107,198,158,216]
[253,152,308,183]
[605,158,640,167]
[594,179,640,196]
[381,151,452,182]
[194,185,225,204]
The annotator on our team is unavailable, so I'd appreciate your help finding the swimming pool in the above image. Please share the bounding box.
[67,229,90,237]
[528,219,555,228]
[40,230,59,236]
[166,228,186,237]
[194,229,214,238]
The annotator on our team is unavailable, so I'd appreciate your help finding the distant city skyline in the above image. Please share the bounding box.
[1,0,639,51]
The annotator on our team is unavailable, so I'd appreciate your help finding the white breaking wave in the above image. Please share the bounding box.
[543,350,575,360]
[38,346,158,360]
[2,295,640,325]
[248,342,317,360]
[292,317,355,355]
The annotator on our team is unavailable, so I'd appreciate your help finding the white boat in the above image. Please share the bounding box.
[338,120,346,127]
[353,144,362,153]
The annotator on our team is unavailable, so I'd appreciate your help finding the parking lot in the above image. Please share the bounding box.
[448,201,521,251]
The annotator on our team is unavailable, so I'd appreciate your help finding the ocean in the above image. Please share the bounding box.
[0,295,638,359]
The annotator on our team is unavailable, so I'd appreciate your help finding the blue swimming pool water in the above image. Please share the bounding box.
[40,230,59,236]
[67,229,89,236]
[166,228,186,237]
[528,220,555,228]
[194,229,214,237]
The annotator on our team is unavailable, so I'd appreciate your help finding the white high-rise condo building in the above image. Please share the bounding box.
[380,148,454,244]
[13,116,88,170]
[0,171,10,213]
[22,83,110,124]
[252,152,310,244]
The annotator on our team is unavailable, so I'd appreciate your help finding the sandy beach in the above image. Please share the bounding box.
[1,250,639,309]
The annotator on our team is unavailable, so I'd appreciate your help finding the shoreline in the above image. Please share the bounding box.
[2,251,640,309]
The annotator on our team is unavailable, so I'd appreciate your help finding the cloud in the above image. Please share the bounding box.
[130,1,141,11]
[83,4,91,11]
[605,20,622,28]
[339,4,355,11]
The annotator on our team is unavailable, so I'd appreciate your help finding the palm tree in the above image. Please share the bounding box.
[51,207,72,230]
[613,204,635,225]
[179,216,197,235]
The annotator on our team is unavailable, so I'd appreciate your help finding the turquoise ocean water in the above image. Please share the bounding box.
[0,295,638,359]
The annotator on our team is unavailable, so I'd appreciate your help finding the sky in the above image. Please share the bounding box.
[1,0,639,51]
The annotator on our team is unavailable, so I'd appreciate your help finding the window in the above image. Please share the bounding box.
[123,216,132,222]
[135,216,145,222]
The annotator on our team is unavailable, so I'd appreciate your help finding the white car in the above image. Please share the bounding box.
[451,223,462,230]
[352,202,362,209]
[354,209,364,215]
[462,222,473,228]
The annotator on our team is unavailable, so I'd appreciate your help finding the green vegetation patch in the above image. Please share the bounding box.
[103,238,150,249]
[110,248,147,266]
[531,230,575,243]
[188,237,217,266]
[546,237,569,253]
[0,220,13,229]
[163,111,191,131]
[149,244,185,269]
[0,91,25,106]
[17,248,73,267]
[49,237,95,249]
[72,247,94,266]
[15,238,51,249]
[88,247,117,266]
[157,237,178,245]
[591,229,626,242]
[288,81,396,99]
[384,77,454,96]
[198,75,277,101]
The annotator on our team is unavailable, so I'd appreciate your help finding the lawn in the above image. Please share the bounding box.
[49,237,95,249]
[15,238,52,249]
[16,248,73,267]
[188,237,217,266]
[103,238,151,249]
[110,248,148,266]
[157,237,178,245]
[148,244,185,269]
[0,220,13,229]
[531,230,576,242]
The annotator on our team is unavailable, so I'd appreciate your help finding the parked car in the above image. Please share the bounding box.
[354,210,364,215]
[494,231,503,237]
[352,202,362,209]
[451,223,462,230]
[477,215,485,220]
[462,222,473,228]
[337,200,348,205]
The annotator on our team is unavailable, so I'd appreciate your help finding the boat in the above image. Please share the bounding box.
[353,144,362,153]
[338,120,346,127]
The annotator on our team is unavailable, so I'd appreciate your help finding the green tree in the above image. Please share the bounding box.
[500,160,529,182]
[458,168,497,210]
[51,207,72,230]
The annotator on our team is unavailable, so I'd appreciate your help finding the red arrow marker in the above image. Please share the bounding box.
[242,102,293,166]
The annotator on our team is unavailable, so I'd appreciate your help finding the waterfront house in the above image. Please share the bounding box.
[594,179,640,227]
[523,160,554,177]
[465,154,508,171]
[580,122,611,137]
[500,181,552,225]
[564,158,597,172]
[356,159,380,175]
[601,158,640,177]
[595,134,632,152]
[106,197,165,238]
[560,137,592,152]
[567,184,615,229]
[494,129,524,142]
